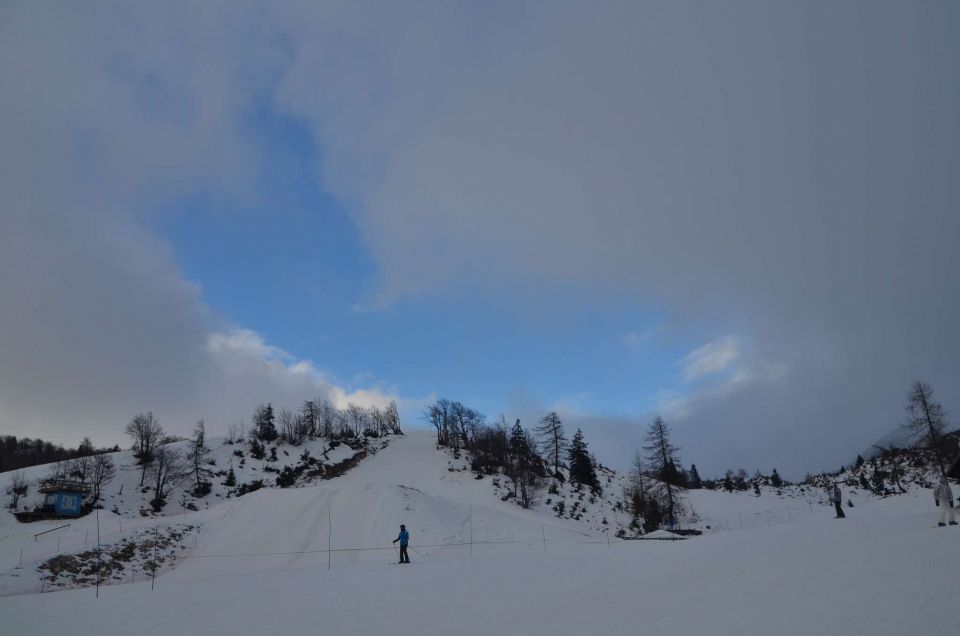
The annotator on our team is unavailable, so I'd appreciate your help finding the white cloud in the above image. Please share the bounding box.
[679,337,741,382]
[0,4,423,445]
[206,328,423,414]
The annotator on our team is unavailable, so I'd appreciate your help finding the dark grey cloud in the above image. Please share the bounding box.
[2,2,957,477]
[272,1,960,476]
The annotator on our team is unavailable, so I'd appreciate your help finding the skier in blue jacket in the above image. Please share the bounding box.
[392,524,410,563]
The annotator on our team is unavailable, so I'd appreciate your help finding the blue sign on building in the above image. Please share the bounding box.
[54,492,83,516]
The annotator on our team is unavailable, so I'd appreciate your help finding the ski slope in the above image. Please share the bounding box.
[170,431,599,580]
[2,431,958,635]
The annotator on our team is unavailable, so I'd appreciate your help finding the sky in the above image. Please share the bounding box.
[1,1,958,479]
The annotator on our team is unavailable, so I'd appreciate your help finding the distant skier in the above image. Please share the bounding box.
[392,524,410,563]
[934,477,957,527]
[827,483,845,518]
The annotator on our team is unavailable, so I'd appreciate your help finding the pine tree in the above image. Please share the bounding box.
[224,466,237,487]
[507,420,542,507]
[643,417,683,526]
[688,464,702,489]
[770,468,783,488]
[567,429,600,492]
[254,403,278,442]
[904,381,950,475]
[723,470,734,492]
[642,498,662,533]
[625,451,651,529]
[855,454,865,469]
[301,400,319,438]
[187,419,212,492]
[535,412,568,478]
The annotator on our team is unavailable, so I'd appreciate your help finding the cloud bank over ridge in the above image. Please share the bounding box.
[2,2,958,475]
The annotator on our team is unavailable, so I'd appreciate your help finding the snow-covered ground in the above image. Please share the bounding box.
[1,431,957,635]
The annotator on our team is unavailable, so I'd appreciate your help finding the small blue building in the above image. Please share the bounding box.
[38,479,90,517]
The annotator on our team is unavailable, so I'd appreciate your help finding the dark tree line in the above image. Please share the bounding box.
[0,435,118,473]
[248,399,401,446]
[424,400,601,508]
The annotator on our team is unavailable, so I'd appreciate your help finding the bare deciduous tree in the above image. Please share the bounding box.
[90,451,116,502]
[149,443,189,511]
[346,403,367,436]
[125,412,164,486]
[449,401,482,451]
[385,401,401,434]
[7,471,28,509]
[424,399,452,446]
[319,400,336,438]
[369,406,386,436]
[67,455,93,488]
[225,421,243,445]
[334,408,349,437]
[278,408,295,443]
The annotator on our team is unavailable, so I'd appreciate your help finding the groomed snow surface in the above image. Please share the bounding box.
[2,431,958,635]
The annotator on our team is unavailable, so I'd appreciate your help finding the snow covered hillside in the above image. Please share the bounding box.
[1,431,958,635]
[0,433,382,593]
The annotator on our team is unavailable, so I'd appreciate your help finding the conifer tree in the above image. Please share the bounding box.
[770,468,783,488]
[625,451,651,529]
[688,464,702,489]
[904,380,950,476]
[254,403,278,442]
[535,412,568,478]
[567,428,600,492]
[643,417,683,526]
[187,420,213,494]
[507,420,542,507]
[723,470,734,492]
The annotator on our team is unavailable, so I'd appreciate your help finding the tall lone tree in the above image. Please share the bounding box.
[187,420,212,493]
[535,412,568,478]
[125,412,164,487]
[903,380,950,476]
[644,416,683,527]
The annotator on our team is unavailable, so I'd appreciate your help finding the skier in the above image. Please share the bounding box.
[934,477,957,527]
[827,482,845,518]
[392,524,410,563]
